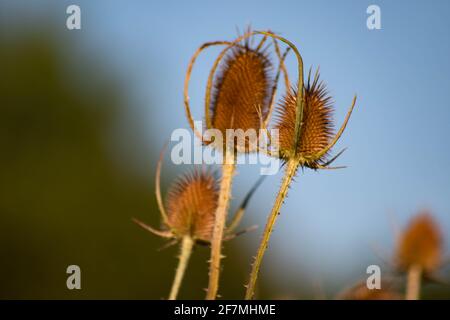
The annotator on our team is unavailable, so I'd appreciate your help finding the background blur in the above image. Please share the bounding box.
[1,0,449,299]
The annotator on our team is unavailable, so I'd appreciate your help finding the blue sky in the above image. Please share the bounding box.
[4,0,450,293]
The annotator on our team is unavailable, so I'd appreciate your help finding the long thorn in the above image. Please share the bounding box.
[224,225,258,241]
[325,148,347,166]
[132,218,172,238]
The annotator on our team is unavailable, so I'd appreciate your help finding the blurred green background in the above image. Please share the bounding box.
[0,7,278,300]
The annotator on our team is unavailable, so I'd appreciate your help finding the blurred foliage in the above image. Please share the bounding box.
[0,28,266,299]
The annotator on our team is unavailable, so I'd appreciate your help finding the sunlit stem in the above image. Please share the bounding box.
[405,264,422,300]
[169,236,194,300]
[206,149,236,300]
[245,158,299,299]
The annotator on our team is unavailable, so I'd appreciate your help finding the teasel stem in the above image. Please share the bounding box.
[245,158,299,299]
[405,264,422,300]
[169,236,194,300]
[206,149,236,300]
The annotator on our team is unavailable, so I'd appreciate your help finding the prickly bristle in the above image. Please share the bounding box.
[210,36,272,148]
[337,282,401,300]
[275,73,334,165]
[166,170,219,242]
[395,212,443,274]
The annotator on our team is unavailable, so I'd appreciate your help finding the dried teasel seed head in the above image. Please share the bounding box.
[209,33,273,150]
[337,281,402,300]
[165,170,219,242]
[395,212,443,275]
[275,71,334,166]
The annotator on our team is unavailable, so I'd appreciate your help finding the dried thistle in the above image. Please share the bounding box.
[245,32,357,300]
[396,212,443,274]
[209,38,272,150]
[133,146,260,300]
[183,29,288,300]
[164,170,219,242]
[276,70,334,168]
[395,212,443,300]
[184,28,289,151]
[134,154,218,300]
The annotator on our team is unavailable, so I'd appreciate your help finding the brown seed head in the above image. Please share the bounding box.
[210,35,273,150]
[166,170,219,242]
[275,71,334,166]
[395,212,443,274]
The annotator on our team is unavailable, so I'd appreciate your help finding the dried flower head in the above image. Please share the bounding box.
[395,212,443,275]
[133,159,219,243]
[133,145,259,244]
[131,148,220,300]
[209,35,273,148]
[183,29,291,154]
[165,170,219,242]
[337,281,402,300]
[276,70,334,167]
[245,32,358,300]
[133,146,261,300]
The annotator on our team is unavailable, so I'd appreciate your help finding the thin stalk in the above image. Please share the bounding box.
[405,264,422,300]
[169,236,194,300]
[206,149,236,300]
[245,158,299,299]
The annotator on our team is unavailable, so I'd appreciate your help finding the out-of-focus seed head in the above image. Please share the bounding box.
[210,34,273,151]
[166,170,219,242]
[395,212,443,274]
[275,72,334,166]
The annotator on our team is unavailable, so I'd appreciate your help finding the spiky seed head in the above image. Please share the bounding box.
[165,170,219,242]
[395,212,443,274]
[209,34,273,151]
[337,281,401,300]
[275,72,334,167]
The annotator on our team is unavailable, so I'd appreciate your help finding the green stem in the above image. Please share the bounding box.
[168,236,194,300]
[245,159,299,299]
[206,150,236,300]
[405,265,422,300]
